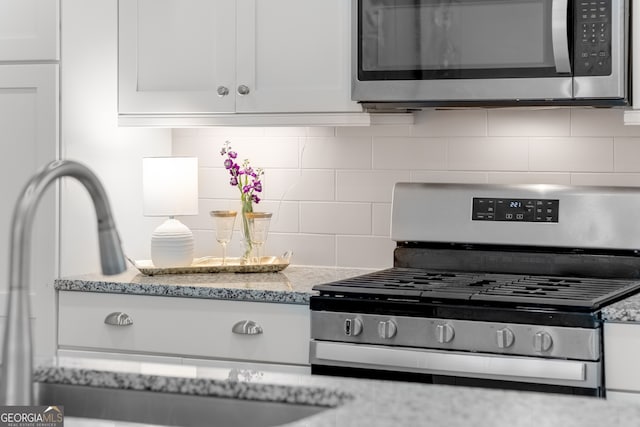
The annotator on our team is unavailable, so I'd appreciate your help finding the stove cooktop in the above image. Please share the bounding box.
[313,268,640,310]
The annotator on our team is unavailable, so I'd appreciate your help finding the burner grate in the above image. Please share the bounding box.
[313,268,640,309]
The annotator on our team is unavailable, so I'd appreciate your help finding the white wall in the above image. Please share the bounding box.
[173,108,640,269]
[60,0,171,276]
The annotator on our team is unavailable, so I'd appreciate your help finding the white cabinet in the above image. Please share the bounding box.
[58,291,311,366]
[0,1,59,364]
[0,65,59,361]
[118,0,363,124]
[0,0,59,61]
[604,322,640,399]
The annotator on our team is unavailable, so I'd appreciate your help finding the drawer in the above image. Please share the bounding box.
[58,291,310,365]
[604,322,640,392]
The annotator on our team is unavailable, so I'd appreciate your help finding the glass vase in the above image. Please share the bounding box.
[240,199,253,263]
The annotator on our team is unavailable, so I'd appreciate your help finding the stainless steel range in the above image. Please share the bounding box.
[310,183,640,396]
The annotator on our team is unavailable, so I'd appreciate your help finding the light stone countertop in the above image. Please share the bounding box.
[35,356,640,427]
[54,265,376,304]
[602,292,640,323]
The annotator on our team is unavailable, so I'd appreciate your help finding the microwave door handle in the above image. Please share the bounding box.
[552,0,571,73]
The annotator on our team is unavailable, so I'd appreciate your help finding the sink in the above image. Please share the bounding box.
[35,382,330,427]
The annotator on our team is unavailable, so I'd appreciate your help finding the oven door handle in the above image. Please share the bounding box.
[552,0,571,74]
[312,341,586,382]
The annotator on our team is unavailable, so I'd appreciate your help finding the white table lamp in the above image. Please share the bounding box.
[143,157,198,268]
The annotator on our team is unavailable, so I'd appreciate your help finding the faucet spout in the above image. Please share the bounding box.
[0,160,127,405]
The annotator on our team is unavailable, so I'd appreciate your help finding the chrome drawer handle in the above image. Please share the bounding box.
[232,320,263,335]
[104,312,133,326]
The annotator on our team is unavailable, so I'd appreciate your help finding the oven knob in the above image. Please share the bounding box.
[344,318,363,337]
[436,323,455,343]
[533,331,553,352]
[378,320,397,339]
[496,328,515,349]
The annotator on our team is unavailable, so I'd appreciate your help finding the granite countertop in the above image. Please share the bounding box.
[55,265,376,305]
[35,356,640,427]
[602,292,640,322]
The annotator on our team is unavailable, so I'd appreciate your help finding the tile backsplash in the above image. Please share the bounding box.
[173,108,640,269]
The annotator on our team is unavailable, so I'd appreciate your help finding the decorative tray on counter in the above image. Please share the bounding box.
[131,253,291,276]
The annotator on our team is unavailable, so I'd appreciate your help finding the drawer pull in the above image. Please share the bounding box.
[232,320,263,335]
[104,312,133,326]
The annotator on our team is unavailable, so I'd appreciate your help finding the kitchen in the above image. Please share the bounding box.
[4,0,640,425]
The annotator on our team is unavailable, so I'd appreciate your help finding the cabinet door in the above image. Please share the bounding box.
[604,322,640,392]
[58,292,311,366]
[0,64,58,362]
[235,0,361,113]
[0,0,59,61]
[118,0,236,114]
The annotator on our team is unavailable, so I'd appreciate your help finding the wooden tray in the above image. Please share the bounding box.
[131,255,290,276]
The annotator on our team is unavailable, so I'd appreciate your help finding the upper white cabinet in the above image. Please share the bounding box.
[118,0,362,122]
[0,0,59,61]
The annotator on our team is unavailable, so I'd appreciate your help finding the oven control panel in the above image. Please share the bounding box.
[472,198,559,222]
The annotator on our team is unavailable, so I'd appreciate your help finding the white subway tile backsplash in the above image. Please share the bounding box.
[198,168,239,199]
[263,169,335,201]
[488,172,571,184]
[448,137,529,171]
[372,137,447,170]
[410,171,488,183]
[267,233,336,266]
[301,137,371,169]
[221,137,300,169]
[570,108,640,137]
[300,202,371,235]
[614,138,640,172]
[254,200,299,233]
[487,108,570,137]
[570,173,640,187]
[411,109,487,137]
[306,127,336,137]
[372,203,391,237]
[172,107,640,269]
[336,170,410,203]
[337,236,395,268]
[337,124,412,137]
[529,137,613,172]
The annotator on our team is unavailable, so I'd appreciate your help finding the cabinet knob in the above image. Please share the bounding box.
[217,86,230,97]
[232,320,263,335]
[104,312,133,326]
[237,85,251,96]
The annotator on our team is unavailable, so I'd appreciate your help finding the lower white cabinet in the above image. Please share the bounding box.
[604,322,640,398]
[58,291,310,366]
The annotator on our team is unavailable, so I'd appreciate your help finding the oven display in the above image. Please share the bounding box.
[472,198,559,222]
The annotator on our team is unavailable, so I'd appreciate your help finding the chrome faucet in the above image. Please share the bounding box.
[0,160,127,405]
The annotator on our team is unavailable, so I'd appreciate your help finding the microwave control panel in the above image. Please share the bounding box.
[574,0,611,76]
[472,198,559,223]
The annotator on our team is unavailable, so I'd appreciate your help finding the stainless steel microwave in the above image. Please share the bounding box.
[352,0,629,108]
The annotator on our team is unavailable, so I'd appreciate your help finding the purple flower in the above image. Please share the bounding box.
[221,141,265,205]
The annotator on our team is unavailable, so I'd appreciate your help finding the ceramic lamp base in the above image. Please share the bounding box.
[150,218,194,268]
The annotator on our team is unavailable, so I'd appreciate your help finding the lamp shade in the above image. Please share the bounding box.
[143,157,198,217]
